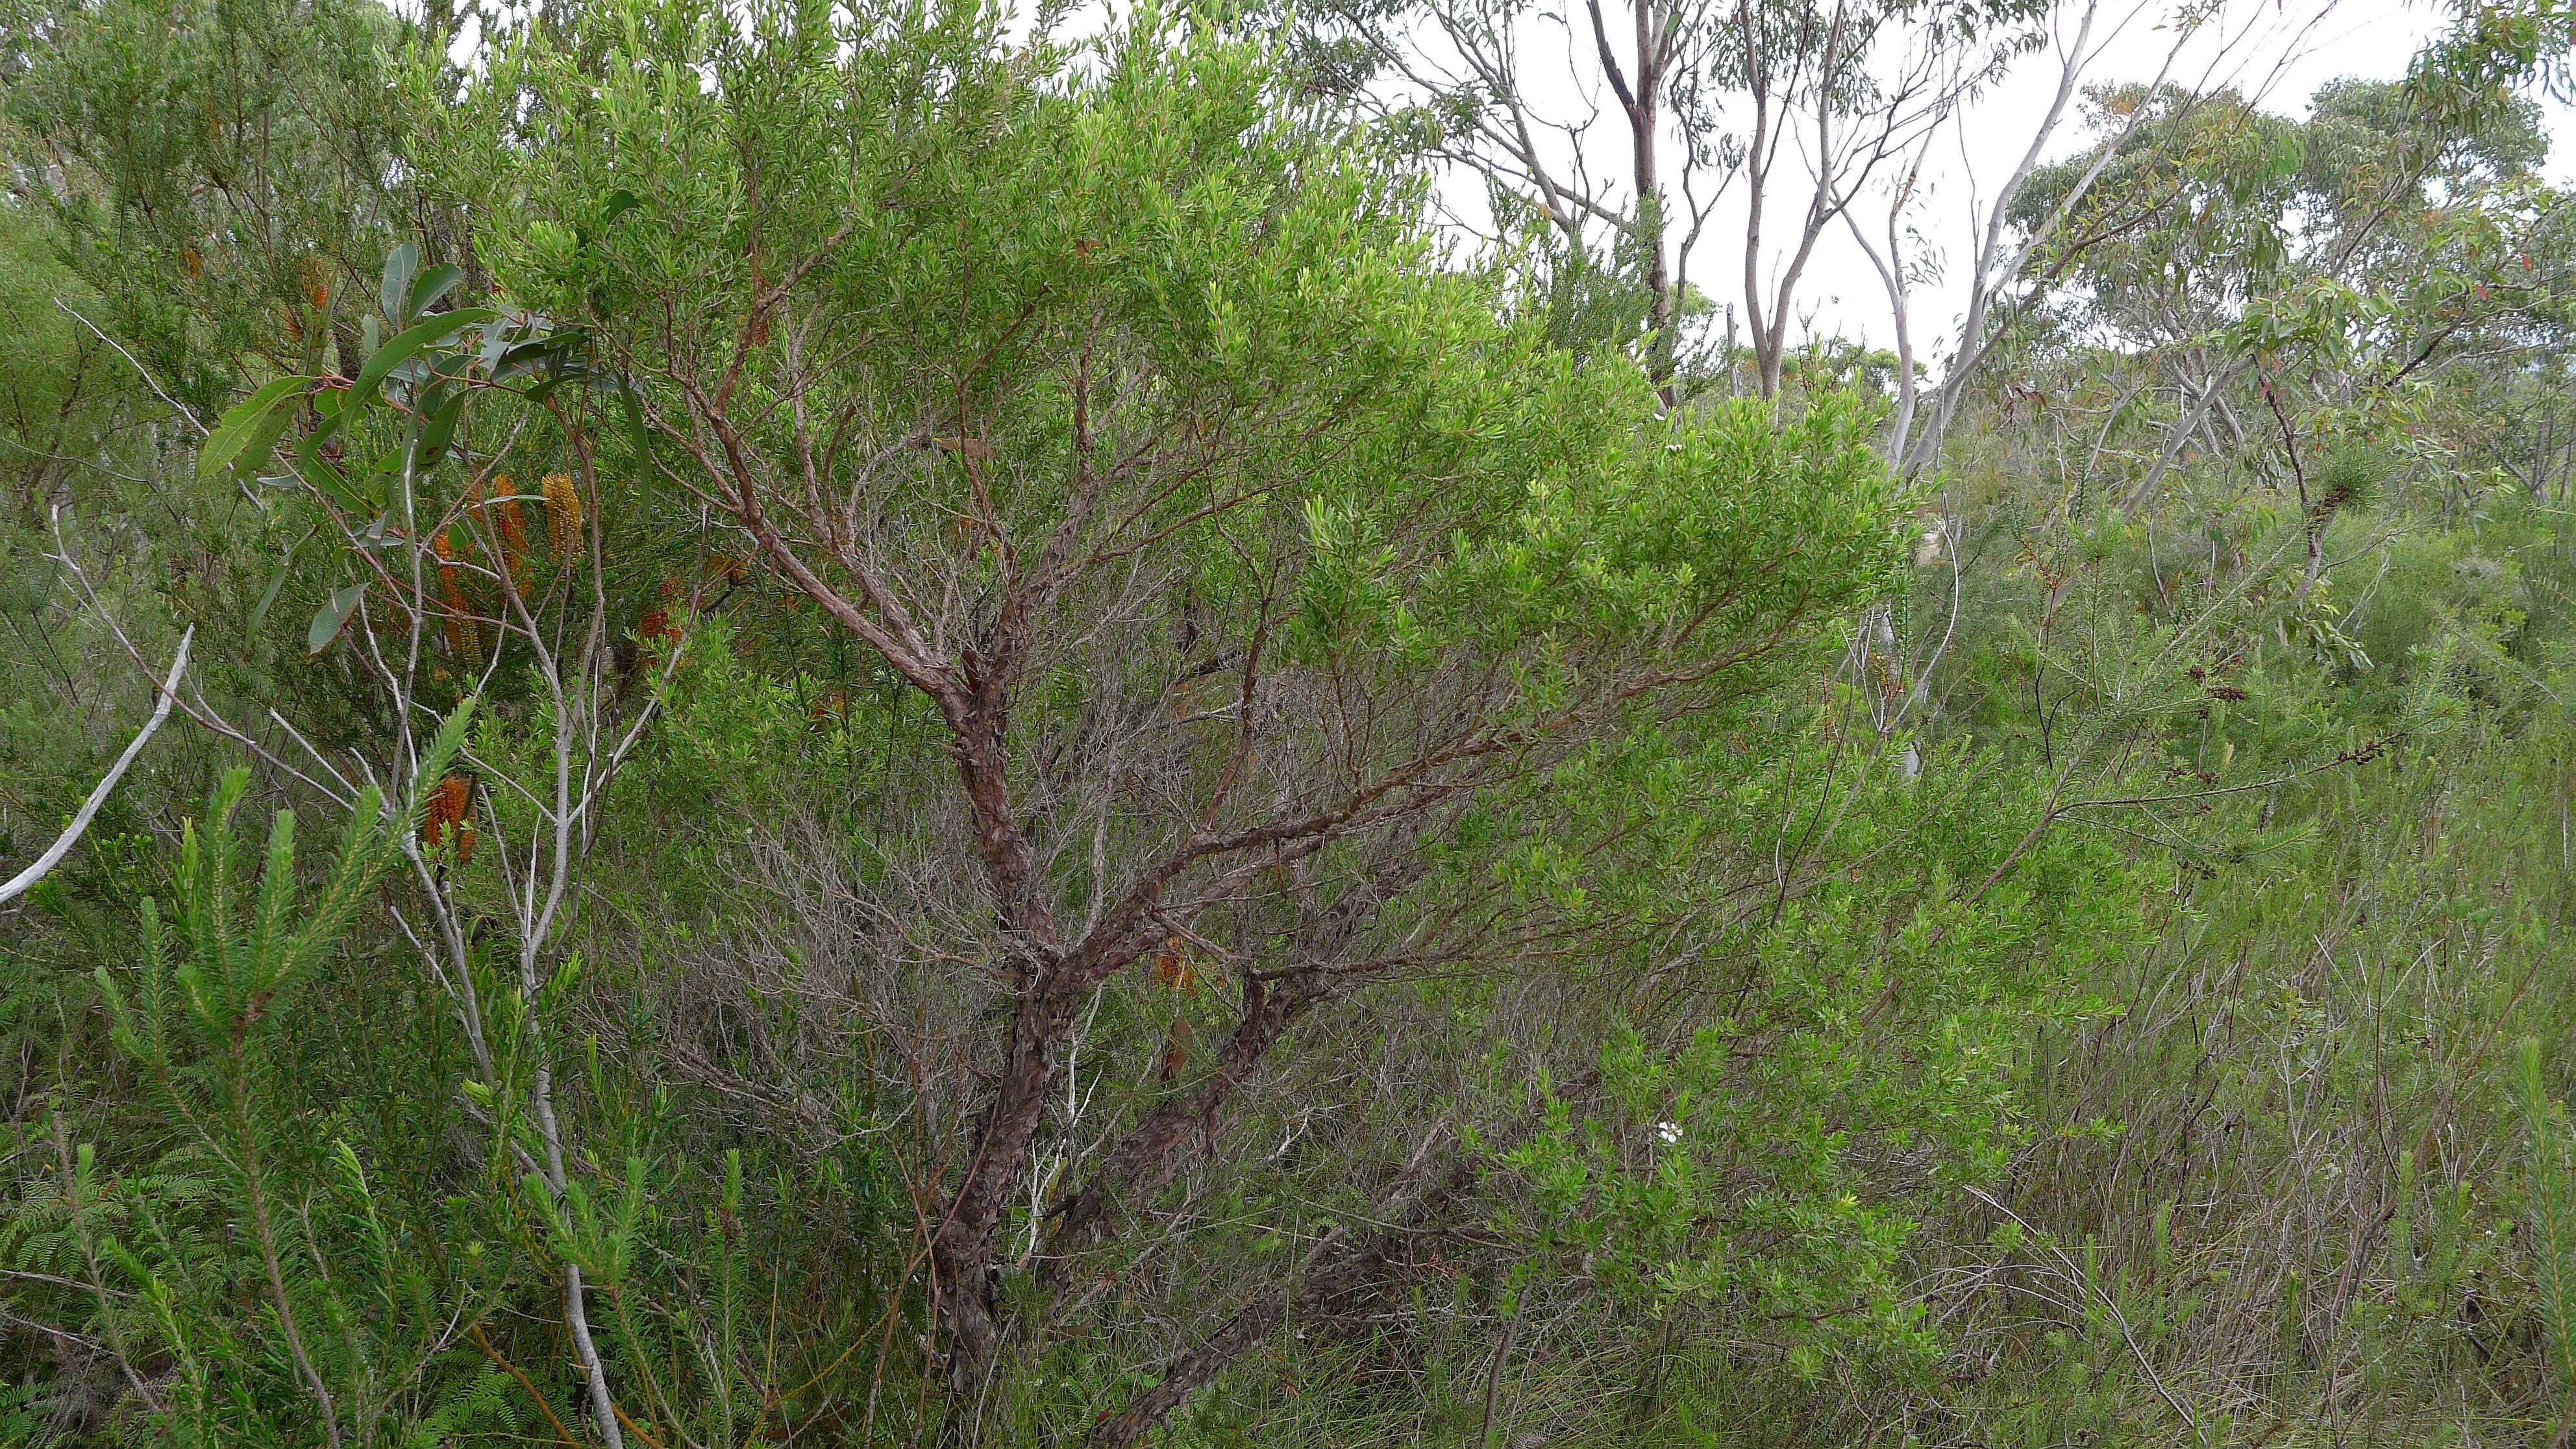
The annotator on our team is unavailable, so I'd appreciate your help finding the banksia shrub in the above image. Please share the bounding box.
[2521,1040,2576,1420]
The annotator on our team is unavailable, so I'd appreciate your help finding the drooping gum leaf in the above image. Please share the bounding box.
[351,308,497,411]
[308,582,366,654]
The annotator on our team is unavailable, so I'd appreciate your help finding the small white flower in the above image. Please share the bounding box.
[1656,1121,1681,1146]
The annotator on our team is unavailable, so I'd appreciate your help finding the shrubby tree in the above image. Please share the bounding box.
[390,0,2067,1435]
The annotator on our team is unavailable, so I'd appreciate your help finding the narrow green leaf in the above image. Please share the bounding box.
[617,371,654,480]
[247,528,312,634]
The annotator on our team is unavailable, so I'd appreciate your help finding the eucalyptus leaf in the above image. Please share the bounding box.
[412,384,467,470]
[294,416,360,510]
[350,308,496,410]
[199,376,314,482]
[308,582,366,654]
[247,530,313,635]
[408,263,465,319]
[379,243,421,325]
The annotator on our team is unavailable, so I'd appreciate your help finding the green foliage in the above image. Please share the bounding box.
[1,0,409,406]
[2520,1039,2576,1419]
[10,710,479,1446]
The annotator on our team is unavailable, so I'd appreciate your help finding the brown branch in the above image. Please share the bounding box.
[469,1322,586,1449]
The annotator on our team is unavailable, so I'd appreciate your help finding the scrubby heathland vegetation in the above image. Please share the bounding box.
[3,0,2575,1441]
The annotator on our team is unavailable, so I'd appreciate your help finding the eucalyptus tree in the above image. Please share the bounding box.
[2009,74,2568,532]
[1304,0,2055,400]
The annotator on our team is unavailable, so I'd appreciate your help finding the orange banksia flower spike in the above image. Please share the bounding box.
[435,530,483,665]
[423,774,470,851]
[469,474,529,586]
[496,505,529,587]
